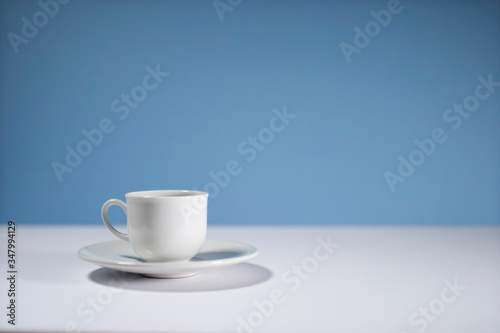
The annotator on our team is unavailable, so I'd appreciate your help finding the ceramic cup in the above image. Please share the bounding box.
[101,190,208,262]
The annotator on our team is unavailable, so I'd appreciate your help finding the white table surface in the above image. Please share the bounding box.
[1,225,499,332]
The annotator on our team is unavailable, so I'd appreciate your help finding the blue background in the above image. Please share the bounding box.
[1,0,499,225]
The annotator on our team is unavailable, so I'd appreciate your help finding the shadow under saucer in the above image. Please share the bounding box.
[88,263,272,292]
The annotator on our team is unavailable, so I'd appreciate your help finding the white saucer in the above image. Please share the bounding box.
[78,239,258,278]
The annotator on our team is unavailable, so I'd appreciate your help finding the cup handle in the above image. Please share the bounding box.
[101,199,129,242]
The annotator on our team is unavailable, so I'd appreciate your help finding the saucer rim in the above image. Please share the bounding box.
[78,238,259,270]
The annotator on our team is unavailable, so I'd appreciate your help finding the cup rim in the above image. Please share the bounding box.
[125,190,208,199]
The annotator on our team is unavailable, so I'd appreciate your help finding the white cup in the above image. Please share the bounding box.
[101,190,208,262]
